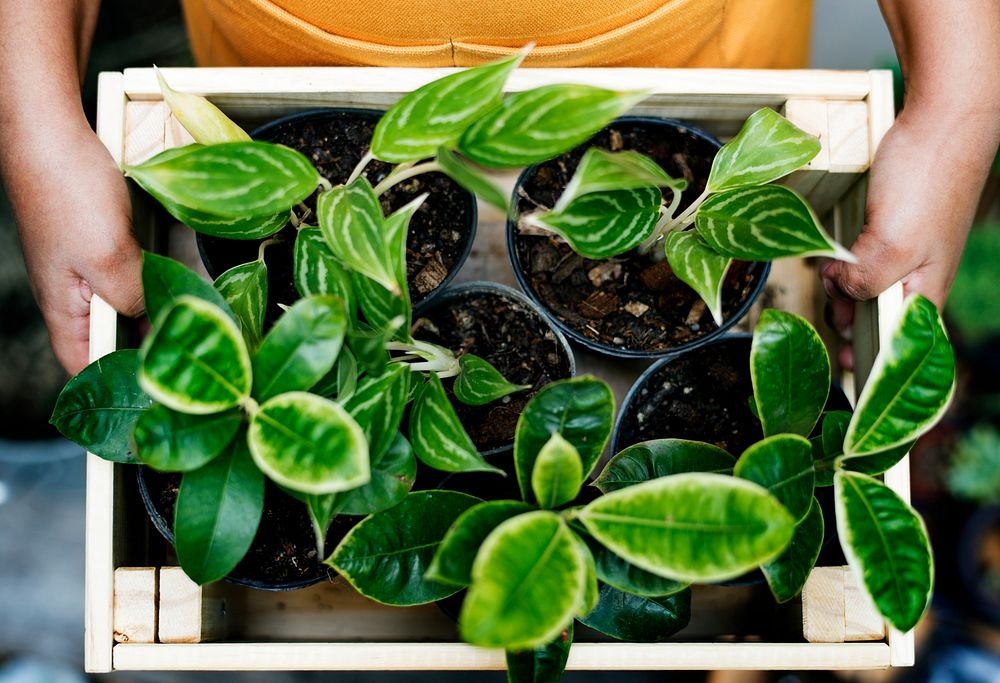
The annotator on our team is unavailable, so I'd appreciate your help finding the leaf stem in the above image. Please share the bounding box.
[318,177,333,192]
[347,151,375,185]
[386,339,461,377]
[257,236,283,262]
[373,161,443,197]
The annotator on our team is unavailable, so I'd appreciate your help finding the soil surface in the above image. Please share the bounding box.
[140,467,358,587]
[413,288,573,453]
[199,110,475,325]
[512,119,766,353]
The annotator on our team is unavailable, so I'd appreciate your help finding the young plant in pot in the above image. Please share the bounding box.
[510,107,856,356]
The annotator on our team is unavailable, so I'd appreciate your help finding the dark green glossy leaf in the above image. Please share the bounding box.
[293,228,355,312]
[579,473,795,583]
[751,309,830,437]
[532,433,584,509]
[342,364,411,461]
[734,434,815,523]
[706,107,821,192]
[761,496,824,603]
[835,471,933,632]
[174,437,264,585]
[371,51,524,163]
[505,622,573,683]
[328,490,480,605]
[427,499,534,586]
[840,441,914,477]
[553,148,686,212]
[665,229,733,327]
[587,537,688,597]
[337,432,416,515]
[514,376,614,503]
[346,320,396,374]
[133,404,241,472]
[214,260,267,351]
[248,391,369,494]
[142,252,233,325]
[579,584,691,642]
[50,349,151,463]
[845,294,955,458]
[454,354,530,406]
[460,511,586,649]
[812,410,852,486]
[593,439,734,493]
[140,296,251,414]
[353,271,409,339]
[459,85,647,168]
[251,295,347,403]
[410,374,503,474]
[126,141,319,218]
[437,146,509,213]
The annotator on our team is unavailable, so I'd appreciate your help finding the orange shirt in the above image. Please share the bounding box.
[180,0,812,68]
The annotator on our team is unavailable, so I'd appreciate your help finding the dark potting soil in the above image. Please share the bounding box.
[512,120,765,353]
[199,112,474,325]
[140,468,357,587]
[413,289,573,453]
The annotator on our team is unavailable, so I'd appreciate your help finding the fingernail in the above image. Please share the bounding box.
[822,277,839,299]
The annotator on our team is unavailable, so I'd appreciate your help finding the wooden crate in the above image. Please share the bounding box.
[87,67,909,673]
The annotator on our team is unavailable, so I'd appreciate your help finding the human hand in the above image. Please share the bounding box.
[819,106,996,368]
[4,126,143,375]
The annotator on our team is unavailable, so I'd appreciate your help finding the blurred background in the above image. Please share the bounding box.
[1,0,998,681]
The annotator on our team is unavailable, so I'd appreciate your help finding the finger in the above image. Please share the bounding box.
[81,237,146,318]
[838,342,854,372]
[38,281,92,376]
[819,229,916,303]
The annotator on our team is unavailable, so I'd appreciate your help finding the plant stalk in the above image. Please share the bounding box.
[373,161,443,197]
[347,151,375,184]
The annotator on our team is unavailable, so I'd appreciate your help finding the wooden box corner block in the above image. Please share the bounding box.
[158,566,228,643]
[113,567,158,643]
[803,566,885,643]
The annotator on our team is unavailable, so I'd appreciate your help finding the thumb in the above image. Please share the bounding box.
[82,238,146,318]
[820,229,914,303]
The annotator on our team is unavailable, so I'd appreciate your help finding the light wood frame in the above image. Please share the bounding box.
[87,67,907,673]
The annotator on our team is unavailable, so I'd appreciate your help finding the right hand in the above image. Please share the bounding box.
[5,126,144,375]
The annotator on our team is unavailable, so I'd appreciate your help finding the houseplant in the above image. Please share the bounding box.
[508,106,855,356]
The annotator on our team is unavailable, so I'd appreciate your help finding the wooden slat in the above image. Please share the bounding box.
[112,642,891,671]
[158,567,228,644]
[113,568,158,643]
[827,101,870,173]
[803,567,885,644]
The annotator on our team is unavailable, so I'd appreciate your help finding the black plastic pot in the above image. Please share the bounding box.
[136,466,355,591]
[197,107,477,314]
[507,116,770,359]
[413,281,576,460]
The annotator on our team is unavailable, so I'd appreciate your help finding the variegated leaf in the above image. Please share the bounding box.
[459,85,647,168]
[707,107,821,192]
[156,68,250,144]
[696,185,853,261]
[527,187,661,259]
[436,146,509,213]
[664,229,733,326]
[162,198,288,240]
[341,363,411,461]
[292,227,354,310]
[453,353,529,406]
[371,50,526,163]
[214,260,267,351]
[555,148,686,212]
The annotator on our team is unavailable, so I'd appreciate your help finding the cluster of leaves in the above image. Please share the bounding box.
[520,108,856,326]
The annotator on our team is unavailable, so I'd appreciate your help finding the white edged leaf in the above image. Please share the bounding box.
[214,260,267,351]
[555,148,686,212]
[664,229,733,327]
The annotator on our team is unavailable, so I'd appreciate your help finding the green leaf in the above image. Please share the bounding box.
[214,260,267,351]
[341,364,411,461]
[664,229,733,327]
[579,473,795,583]
[696,185,853,262]
[813,410,852,486]
[460,511,586,649]
[586,537,688,597]
[505,622,573,683]
[454,354,530,406]
[371,50,525,163]
[579,584,691,642]
[554,148,686,212]
[840,441,914,477]
[514,376,615,503]
[734,434,815,523]
[142,252,233,325]
[139,296,252,414]
[706,107,821,192]
[410,374,504,474]
[437,146,510,213]
[427,499,534,586]
[835,471,933,632]
[346,320,397,374]
[248,391,369,494]
[337,432,417,516]
[573,534,599,617]
[156,68,250,144]
[751,309,831,437]
[50,349,151,463]
[168,202,289,240]
[174,437,264,585]
[526,187,661,259]
[251,295,347,403]
[844,294,955,458]
[592,439,735,493]
[761,496,824,603]
[293,228,355,311]
[126,141,319,218]
[532,433,584,509]
[459,85,647,168]
[318,178,399,295]
[133,404,241,472]
[328,490,479,605]
[303,493,344,558]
